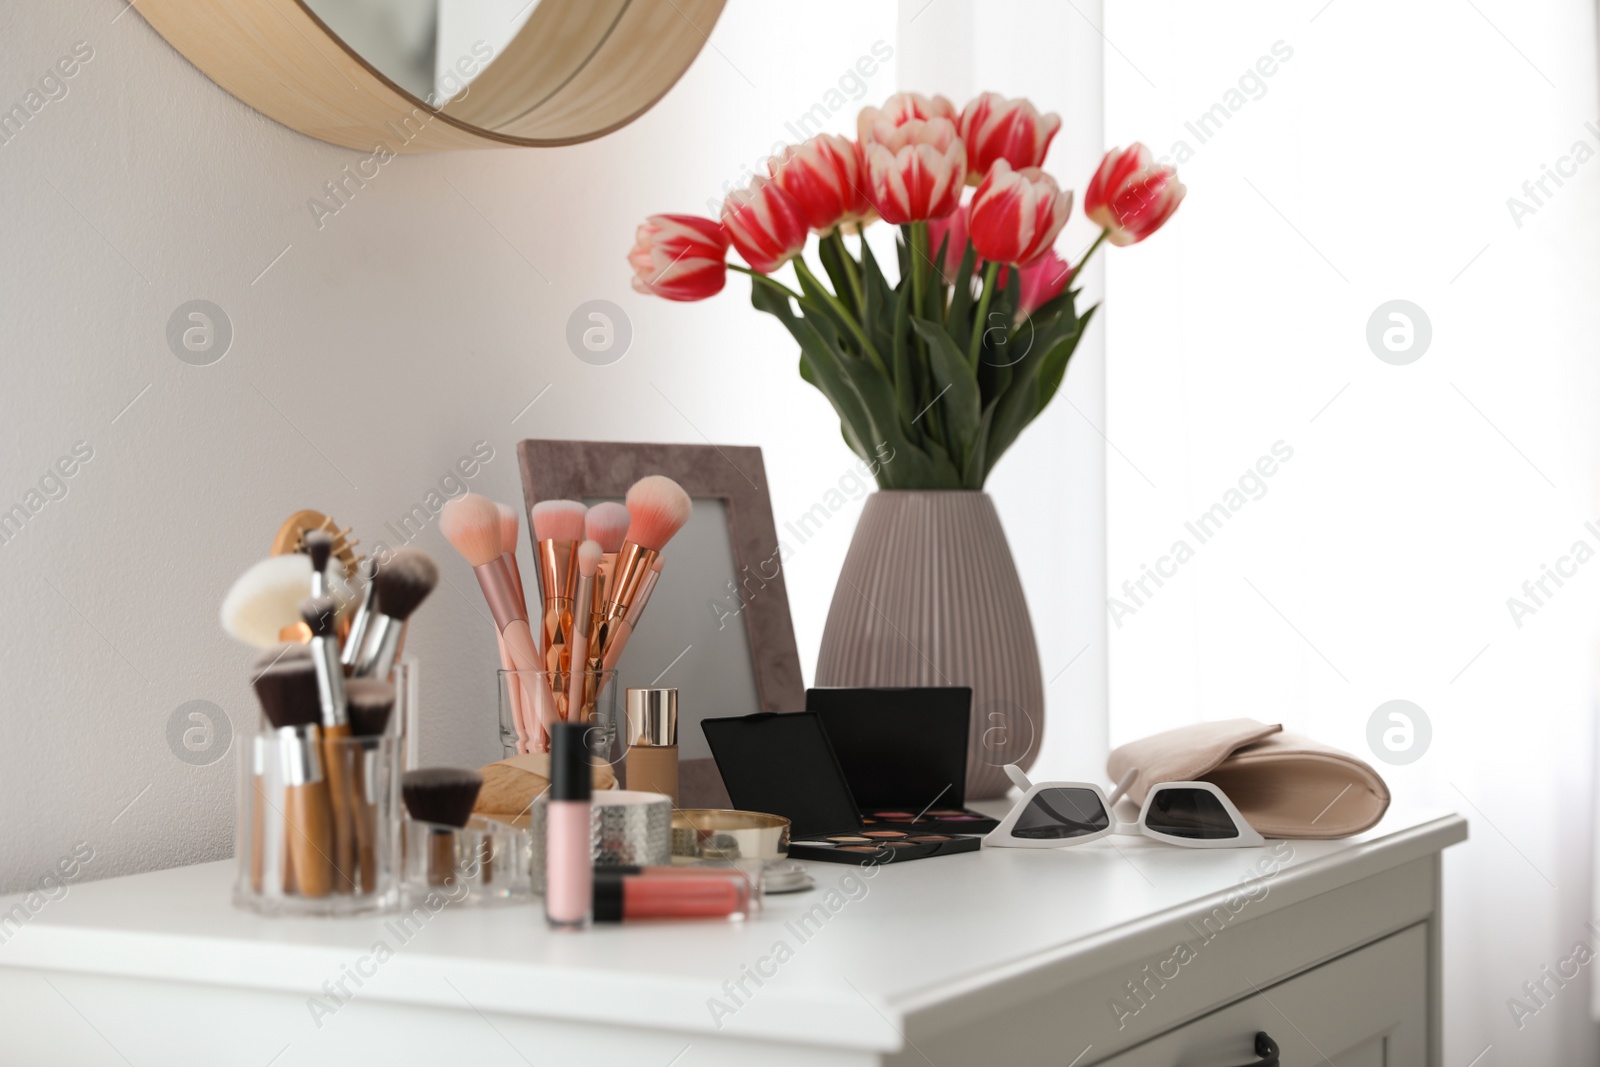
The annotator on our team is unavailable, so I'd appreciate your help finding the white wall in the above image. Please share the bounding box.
[1103,0,1600,1060]
[0,1,1105,893]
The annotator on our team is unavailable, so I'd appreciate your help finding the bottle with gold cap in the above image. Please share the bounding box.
[625,688,678,804]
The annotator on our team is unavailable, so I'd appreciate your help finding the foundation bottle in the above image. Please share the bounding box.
[626,688,678,804]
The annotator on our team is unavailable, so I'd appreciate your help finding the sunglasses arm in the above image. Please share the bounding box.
[1107,767,1136,808]
[1003,764,1034,793]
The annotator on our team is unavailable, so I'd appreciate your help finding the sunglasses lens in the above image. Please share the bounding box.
[1011,787,1110,840]
[1144,787,1240,840]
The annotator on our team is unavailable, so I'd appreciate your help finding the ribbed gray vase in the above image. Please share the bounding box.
[814,491,1044,799]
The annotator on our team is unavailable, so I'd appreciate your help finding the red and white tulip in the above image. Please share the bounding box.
[862,118,967,225]
[721,176,810,274]
[628,215,729,302]
[768,134,873,233]
[958,92,1061,184]
[857,92,959,145]
[1084,143,1185,246]
[966,160,1072,267]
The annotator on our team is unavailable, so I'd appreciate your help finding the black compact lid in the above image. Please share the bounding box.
[700,711,861,838]
[805,687,973,810]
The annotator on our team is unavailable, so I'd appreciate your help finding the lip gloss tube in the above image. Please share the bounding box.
[592,872,752,922]
[596,864,764,908]
[545,722,592,929]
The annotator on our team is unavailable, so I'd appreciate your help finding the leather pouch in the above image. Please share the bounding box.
[1107,718,1390,839]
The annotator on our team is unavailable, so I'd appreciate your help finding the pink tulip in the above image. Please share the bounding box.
[924,201,970,281]
[721,176,810,274]
[1084,143,1185,246]
[768,134,873,233]
[958,92,1061,185]
[966,160,1072,267]
[628,215,729,301]
[857,92,959,145]
[1015,250,1072,317]
[862,118,967,225]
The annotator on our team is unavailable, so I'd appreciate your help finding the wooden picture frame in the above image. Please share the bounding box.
[518,439,804,808]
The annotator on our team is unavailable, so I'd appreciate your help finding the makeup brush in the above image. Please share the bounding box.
[602,556,665,672]
[495,502,533,745]
[253,641,312,673]
[585,500,631,632]
[341,559,379,672]
[443,495,555,750]
[402,767,483,888]
[598,476,692,660]
[567,540,602,719]
[530,499,585,657]
[345,678,395,894]
[585,502,630,554]
[222,555,317,650]
[351,549,438,680]
[496,503,527,610]
[252,659,334,898]
[303,597,355,893]
[305,530,333,599]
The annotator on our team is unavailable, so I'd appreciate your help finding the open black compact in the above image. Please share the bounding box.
[805,686,999,835]
[700,710,983,865]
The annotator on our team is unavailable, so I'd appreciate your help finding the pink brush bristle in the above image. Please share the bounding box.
[577,539,602,578]
[584,502,630,553]
[440,494,506,568]
[496,502,520,555]
[531,499,585,543]
[624,475,692,552]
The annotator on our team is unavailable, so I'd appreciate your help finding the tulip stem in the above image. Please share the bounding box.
[830,230,866,314]
[968,261,1000,367]
[1079,229,1110,270]
[728,263,803,302]
[792,258,888,377]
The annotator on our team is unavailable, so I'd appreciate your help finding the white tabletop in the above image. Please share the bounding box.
[0,808,1465,1055]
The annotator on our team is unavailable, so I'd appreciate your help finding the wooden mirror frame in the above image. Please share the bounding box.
[135,0,727,151]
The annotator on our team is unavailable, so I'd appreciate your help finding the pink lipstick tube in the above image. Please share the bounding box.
[545,722,592,929]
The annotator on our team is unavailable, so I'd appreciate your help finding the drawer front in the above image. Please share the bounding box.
[1093,924,1427,1066]
[895,857,1437,1067]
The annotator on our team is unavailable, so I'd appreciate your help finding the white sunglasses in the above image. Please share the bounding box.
[985,765,1265,849]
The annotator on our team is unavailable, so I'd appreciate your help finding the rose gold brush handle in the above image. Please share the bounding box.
[566,571,594,720]
[601,563,664,672]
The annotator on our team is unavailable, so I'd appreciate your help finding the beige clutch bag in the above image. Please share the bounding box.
[1106,718,1390,839]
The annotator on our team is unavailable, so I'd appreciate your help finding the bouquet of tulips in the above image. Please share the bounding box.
[629,92,1184,489]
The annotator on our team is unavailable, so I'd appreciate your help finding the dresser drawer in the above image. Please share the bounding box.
[1093,924,1427,1066]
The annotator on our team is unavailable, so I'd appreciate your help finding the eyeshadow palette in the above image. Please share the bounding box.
[700,711,983,865]
[806,686,1000,834]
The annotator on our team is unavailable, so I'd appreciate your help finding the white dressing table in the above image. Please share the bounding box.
[0,808,1464,1066]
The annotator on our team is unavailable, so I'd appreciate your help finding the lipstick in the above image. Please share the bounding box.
[592,871,751,922]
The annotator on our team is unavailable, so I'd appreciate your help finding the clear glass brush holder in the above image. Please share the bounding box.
[401,815,532,904]
[498,669,620,760]
[234,732,401,916]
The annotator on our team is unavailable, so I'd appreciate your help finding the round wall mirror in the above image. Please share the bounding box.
[136,0,727,150]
